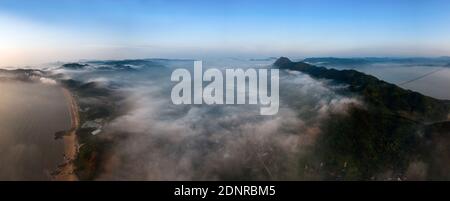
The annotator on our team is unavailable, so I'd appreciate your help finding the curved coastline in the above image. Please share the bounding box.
[53,87,79,181]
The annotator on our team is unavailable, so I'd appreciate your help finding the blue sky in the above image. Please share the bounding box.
[1,0,450,65]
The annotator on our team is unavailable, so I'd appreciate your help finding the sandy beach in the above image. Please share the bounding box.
[53,88,79,181]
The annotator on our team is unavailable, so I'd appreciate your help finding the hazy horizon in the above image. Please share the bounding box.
[1,0,450,66]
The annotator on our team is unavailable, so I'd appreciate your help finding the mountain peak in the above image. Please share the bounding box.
[274,57,292,67]
[273,57,313,70]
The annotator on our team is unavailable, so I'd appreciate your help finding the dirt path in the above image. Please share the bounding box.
[53,88,79,181]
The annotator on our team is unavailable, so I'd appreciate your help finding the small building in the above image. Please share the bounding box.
[91,129,102,136]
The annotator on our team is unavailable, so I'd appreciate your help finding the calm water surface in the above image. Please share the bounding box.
[333,64,450,100]
[0,81,71,180]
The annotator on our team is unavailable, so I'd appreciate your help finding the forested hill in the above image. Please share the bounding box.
[273,57,450,180]
[274,57,450,123]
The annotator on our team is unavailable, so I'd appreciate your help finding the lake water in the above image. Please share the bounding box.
[0,81,71,180]
[329,64,450,100]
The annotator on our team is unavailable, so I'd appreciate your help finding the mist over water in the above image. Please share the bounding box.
[0,81,71,180]
[3,57,449,180]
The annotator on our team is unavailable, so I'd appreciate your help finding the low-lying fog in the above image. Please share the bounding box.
[54,58,361,180]
[3,57,449,180]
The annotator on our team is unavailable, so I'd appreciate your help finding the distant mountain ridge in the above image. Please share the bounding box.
[62,63,89,70]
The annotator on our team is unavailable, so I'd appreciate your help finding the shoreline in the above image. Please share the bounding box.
[53,87,79,181]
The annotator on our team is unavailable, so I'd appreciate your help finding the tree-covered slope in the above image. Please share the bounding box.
[274,57,450,180]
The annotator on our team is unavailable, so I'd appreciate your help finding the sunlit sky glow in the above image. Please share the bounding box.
[1,0,450,66]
